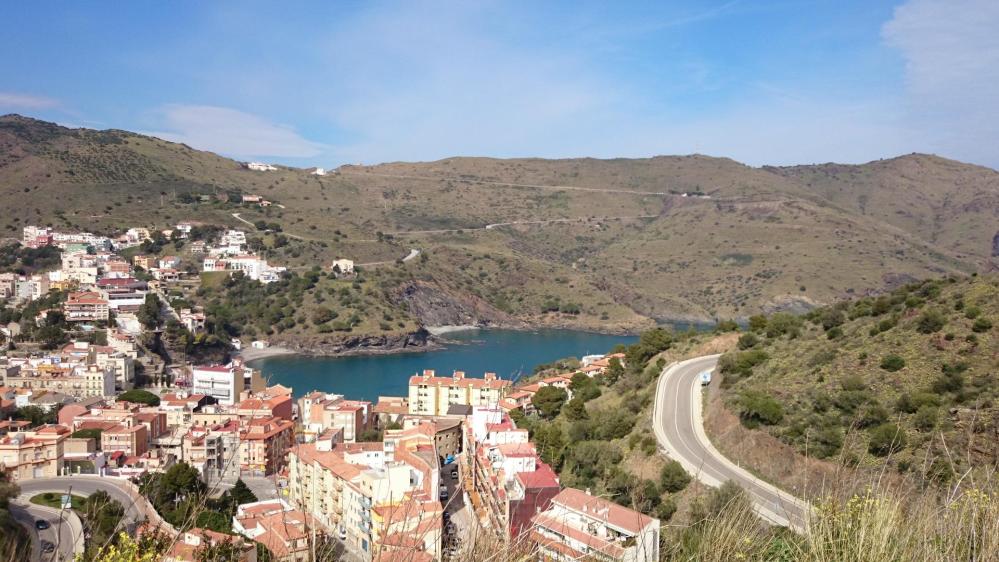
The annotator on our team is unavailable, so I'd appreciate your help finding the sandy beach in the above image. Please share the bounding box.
[238,345,297,362]
[426,325,480,336]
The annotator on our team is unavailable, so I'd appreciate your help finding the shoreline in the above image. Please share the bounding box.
[425,324,480,336]
[237,345,297,362]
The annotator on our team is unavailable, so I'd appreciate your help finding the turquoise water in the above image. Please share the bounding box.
[247,329,637,400]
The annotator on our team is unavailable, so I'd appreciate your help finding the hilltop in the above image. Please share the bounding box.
[3,114,999,350]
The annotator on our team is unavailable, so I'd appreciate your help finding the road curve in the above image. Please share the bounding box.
[652,354,812,532]
[10,498,83,561]
[17,476,174,534]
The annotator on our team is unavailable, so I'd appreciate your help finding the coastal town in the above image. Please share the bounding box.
[0,224,658,562]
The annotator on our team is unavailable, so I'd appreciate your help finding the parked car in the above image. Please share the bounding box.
[40,541,55,554]
[451,470,459,479]
[440,489,448,500]
[338,527,347,541]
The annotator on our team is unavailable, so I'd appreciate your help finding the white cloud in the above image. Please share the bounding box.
[143,105,325,159]
[0,92,59,110]
[883,0,999,167]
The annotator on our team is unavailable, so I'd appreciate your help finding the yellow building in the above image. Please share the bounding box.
[408,370,511,416]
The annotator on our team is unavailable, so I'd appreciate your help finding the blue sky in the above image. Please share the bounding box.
[2,1,997,169]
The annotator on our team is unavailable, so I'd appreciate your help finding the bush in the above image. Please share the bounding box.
[913,405,938,432]
[916,309,946,334]
[896,391,941,414]
[562,397,588,421]
[972,317,993,333]
[719,349,769,377]
[660,461,692,493]
[737,333,759,349]
[880,355,906,372]
[856,403,889,429]
[738,391,784,427]
[868,423,907,456]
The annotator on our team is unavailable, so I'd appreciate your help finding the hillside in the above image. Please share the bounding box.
[716,275,999,485]
[4,114,999,349]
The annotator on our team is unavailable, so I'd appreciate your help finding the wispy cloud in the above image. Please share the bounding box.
[0,92,60,110]
[883,0,999,166]
[143,104,325,159]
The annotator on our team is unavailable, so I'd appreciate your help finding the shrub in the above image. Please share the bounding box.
[868,423,907,456]
[660,461,692,493]
[880,355,906,372]
[856,403,889,429]
[972,317,993,333]
[532,386,568,420]
[719,349,769,377]
[738,391,784,427]
[916,309,946,334]
[896,391,941,414]
[737,333,759,350]
[913,405,938,432]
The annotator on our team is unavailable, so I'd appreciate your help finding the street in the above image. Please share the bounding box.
[652,354,812,532]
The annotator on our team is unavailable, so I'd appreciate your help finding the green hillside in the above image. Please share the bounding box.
[717,275,999,484]
[4,114,999,350]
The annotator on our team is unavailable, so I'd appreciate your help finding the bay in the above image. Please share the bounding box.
[246,328,637,400]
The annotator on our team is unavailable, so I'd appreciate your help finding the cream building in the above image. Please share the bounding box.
[408,370,511,416]
[0,425,69,481]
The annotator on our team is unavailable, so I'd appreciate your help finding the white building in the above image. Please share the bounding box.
[246,162,277,172]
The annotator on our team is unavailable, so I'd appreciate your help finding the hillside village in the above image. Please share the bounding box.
[0,223,655,562]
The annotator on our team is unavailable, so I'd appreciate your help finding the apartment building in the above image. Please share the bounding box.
[298,392,372,442]
[239,416,294,476]
[192,361,264,406]
[101,423,149,457]
[182,419,241,485]
[531,487,660,562]
[0,425,69,481]
[408,370,511,416]
[2,364,115,399]
[469,407,561,539]
[64,291,110,322]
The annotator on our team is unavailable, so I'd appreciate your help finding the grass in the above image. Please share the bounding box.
[30,492,87,511]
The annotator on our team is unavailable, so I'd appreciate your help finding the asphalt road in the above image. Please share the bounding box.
[10,497,83,561]
[652,354,812,532]
[15,475,174,558]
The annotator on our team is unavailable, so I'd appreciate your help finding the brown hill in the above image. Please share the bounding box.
[2,114,996,343]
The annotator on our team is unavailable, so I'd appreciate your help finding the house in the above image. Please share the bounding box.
[531,487,660,562]
[133,255,155,271]
[163,528,257,562]
[158,256,182,270]
[245,162,277,172]
[330,259,355,277]
[191,361,263,406]
[233,500,314,562]
[179,309,206,333]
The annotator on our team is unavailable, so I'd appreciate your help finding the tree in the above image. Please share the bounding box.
[532,386,568,420]
[659,460,692,493]
[230,479,258,506]
[137,294,162,329]
[15,405,56,426]
[117,389,161,406]
[604,357,625,384]
[563,397,589,421]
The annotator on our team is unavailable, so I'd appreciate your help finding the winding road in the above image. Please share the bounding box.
[13,476,175,559]
[652,354,812,532]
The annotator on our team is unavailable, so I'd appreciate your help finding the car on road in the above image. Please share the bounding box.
[35,519,50,530]
[40,541,55,554]
[338,526,347,541]
[450,470,458,479]
[439,489,448,500]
